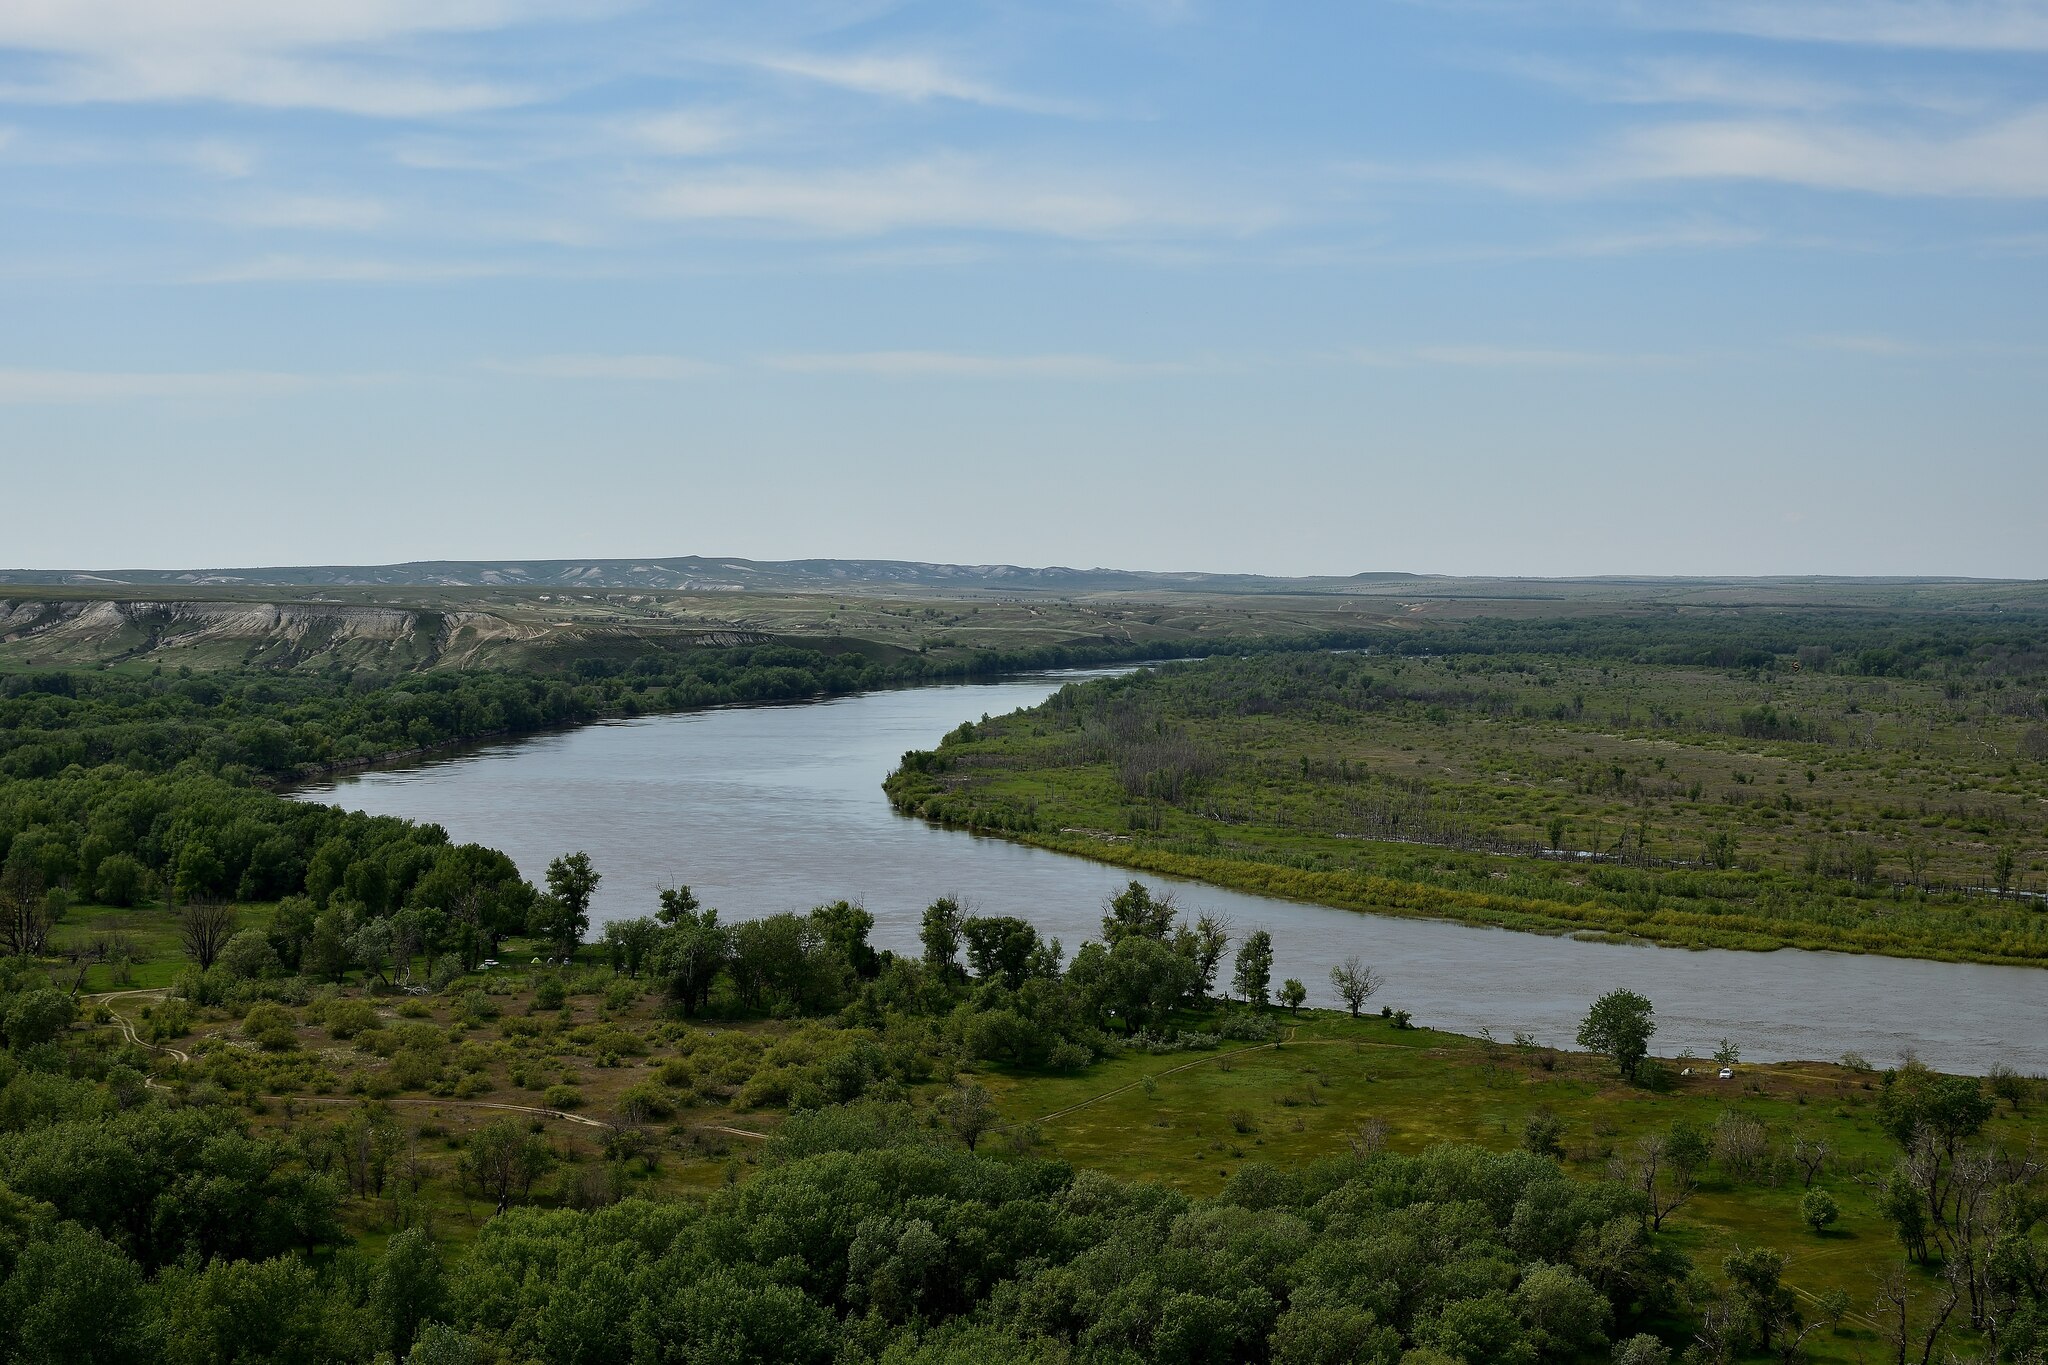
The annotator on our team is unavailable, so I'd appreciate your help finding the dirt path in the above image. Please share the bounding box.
[89,988,188,1075]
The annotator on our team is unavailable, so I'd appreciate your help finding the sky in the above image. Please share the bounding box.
[1,1,2044,578]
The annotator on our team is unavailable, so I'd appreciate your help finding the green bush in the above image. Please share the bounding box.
[541,1083,582,1111]
[240,1003,299,1052]
[324,999,381,1041]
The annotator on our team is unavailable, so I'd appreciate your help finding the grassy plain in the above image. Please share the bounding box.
[991,1008,2045,1364]
[889,651,2048,963]
[96,942,2044,1362]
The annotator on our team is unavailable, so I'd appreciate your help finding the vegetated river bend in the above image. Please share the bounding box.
[292,668,2045,1074]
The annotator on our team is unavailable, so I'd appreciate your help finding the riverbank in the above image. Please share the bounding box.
[883,652,2048,969]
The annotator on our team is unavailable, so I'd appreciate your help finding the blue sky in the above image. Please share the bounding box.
[2,0,2043,576]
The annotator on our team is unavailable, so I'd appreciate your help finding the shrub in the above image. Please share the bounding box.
[324,999,381,1041]
[618,1081,675,1124]
[532,977,567,1012]
[542,1083,583,1110]
[388,1047,443,1091]
[241,1002,299,1052]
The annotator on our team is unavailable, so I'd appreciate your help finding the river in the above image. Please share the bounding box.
[292,669,2045,1074]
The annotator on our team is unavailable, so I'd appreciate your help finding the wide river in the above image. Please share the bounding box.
[294,669,2045,1074]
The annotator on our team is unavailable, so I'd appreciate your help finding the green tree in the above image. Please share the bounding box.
[1279,978,1307,1014]
[920,897,964,979]
[1521,1109,1565,1160]
[1576,989,1656,1081]
[1722,1246,1799,1353]
[1102,880,1176,943]
[1799,1187,1839,1235]
[3,989,75,1050]
[1232,929,1273,1008]
[373,1227,446,1357]
[0,1223,147,1365]
[158,1254,334,1365]
[536,851,599,956]
[461,1119,554,1209]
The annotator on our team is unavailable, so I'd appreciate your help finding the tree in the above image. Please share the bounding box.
[4,988,75,1050]
[218,928,279,980]
[920,897,964,978]
[1188,914,1230,999]
[1521,1109,1565,1160]
[1611,1133,1694,1232]
[93,853,147,908]
[1577,989,1656,1081]
[1799,1187,1839,1235]
[1232,930,1273,1008]
[1329,956,1381,1018]
[1102,880,1176,943]
[0,1223,148,1365]
[373,1227,446,1357]
[1987,1062,2030,1113]
[961,916,1049,990]
[537,852,598,956]
[1279,978,1307,1014]
[652,898,727,1018]
[461,1119,554,1209]
[178,899,237,970]
[938,1083,999,1152]
[602,917,662,977]
[525,896,578,961]
[306,908,350,982]
[1722,1246,1799,1353]
[1,854,53,958]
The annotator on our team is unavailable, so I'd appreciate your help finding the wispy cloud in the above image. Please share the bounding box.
[743,50,1085,115]
[618,108,747,157]
[0,366,343,402]
[1616,0,2048,53]
[1373,104,2048,199]
[765,351,1194,378]
[639,157,1273,238]
[230,194,392,231]
[1353,344,1683,368]
[482,353,722,379]
[1798,333,1933,356]
[190,254,513,283]
[1611,106,2048,197]
[0,1,562,115]
[1499,54,1875,112]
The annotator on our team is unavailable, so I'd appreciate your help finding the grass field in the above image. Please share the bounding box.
[889,651,2048,963]
[989,1010,2042,1363]
[125,973,2040,1360]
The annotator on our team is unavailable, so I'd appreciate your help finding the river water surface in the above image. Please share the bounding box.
[293,670,2045,1074]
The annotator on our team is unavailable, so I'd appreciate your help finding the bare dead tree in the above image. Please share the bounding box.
[1350,1116,1390,1158]
[178,898,237,970]
[0,858,51,957]
[1791,1131,1831,1188]
[1611,1133,1696,1232]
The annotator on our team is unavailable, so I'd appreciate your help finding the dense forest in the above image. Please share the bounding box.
[0,634,1372,956]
